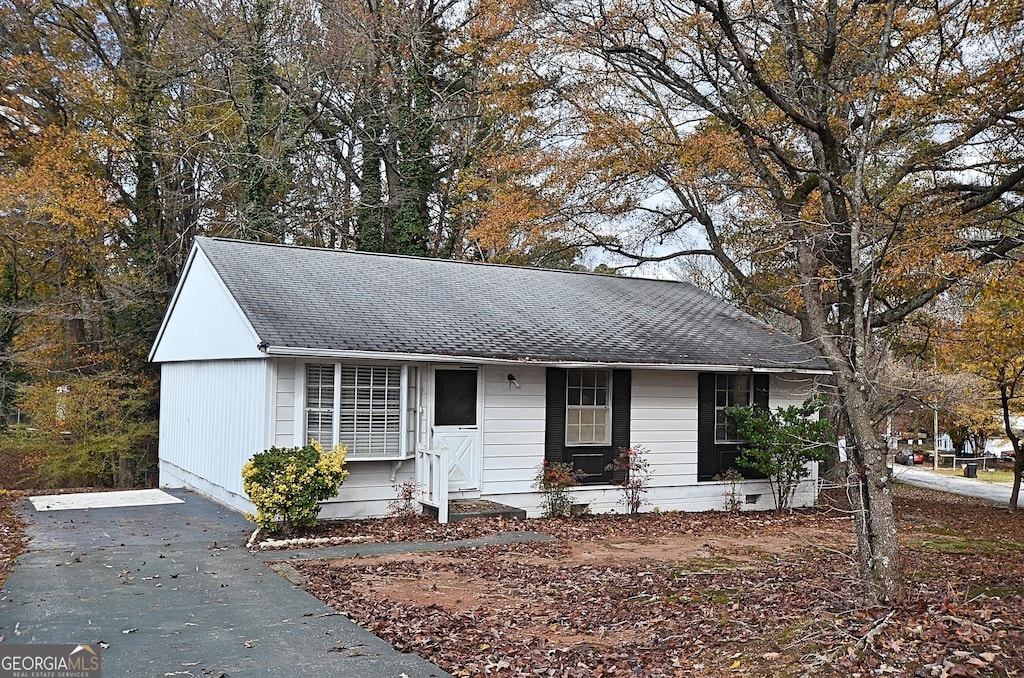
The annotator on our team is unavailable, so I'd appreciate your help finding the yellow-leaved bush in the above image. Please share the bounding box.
[241,441,349,534]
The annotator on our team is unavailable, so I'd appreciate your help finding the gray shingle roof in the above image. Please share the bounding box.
[195,237,828,371]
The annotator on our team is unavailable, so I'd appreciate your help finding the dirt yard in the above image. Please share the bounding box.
[297,486,1024,677]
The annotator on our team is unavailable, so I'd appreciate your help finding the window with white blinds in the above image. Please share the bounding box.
[304,363,411,459]
[305,363,335,448]
[339,364,401,458]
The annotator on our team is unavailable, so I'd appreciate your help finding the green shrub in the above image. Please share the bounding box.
[726,397,833,513]
[241,441,349,534]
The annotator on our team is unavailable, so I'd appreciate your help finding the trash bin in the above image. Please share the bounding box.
[964,461,978,478]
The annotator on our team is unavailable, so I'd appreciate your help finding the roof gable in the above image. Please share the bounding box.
[155,237,828,372]
[149,246,263,362]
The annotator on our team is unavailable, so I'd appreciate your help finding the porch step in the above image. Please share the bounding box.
[423,499,527,523]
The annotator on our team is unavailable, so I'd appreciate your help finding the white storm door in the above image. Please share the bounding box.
[432,367,481,493]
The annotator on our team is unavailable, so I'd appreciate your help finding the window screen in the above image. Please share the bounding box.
[434,369,477,426]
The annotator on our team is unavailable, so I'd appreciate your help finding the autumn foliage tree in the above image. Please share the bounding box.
[0,0,576,484]
[535,0,1024,603]
[0,129,124,375]
[941,265,1024,510]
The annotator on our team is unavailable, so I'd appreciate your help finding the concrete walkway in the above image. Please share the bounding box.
[254,530,552,564]
[891,464,1023,508]
[0,489,452,677]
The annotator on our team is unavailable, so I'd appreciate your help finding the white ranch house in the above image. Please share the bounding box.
[149,237,830,521]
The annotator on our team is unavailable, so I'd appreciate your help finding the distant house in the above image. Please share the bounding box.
[149,238,830,521]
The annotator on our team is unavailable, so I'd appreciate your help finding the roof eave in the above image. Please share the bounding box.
[262,345,831,375]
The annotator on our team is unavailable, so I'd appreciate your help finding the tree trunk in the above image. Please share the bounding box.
[797,240,905,605]
[0,259,22,424]
[238,0,285,243]
[392,33,436,257]
[840,382,904,604]
[356,112,386,252]
[1012,451,1022,511]
[1000,383,1022,511]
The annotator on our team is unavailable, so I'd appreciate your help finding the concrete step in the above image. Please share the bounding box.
[423,499,527,523]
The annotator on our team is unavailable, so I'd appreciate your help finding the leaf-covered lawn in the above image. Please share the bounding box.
[0,490,26,588]
[932,468,1018,484]
[296,486,1024,677]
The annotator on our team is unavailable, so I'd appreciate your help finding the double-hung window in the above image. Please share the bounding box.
[304,363,415,459]
[698,372,768,481]
[305,364,336,448]
[715,374,752,442]
[566,369,611,446]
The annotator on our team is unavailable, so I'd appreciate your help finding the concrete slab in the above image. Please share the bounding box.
[29,489,184,511]
[0,490,451,677]
[21,489,252,551]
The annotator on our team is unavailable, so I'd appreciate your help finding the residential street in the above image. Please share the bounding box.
[891,464,1023,509]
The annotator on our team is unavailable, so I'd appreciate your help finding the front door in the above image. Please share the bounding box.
[432,367,481,494]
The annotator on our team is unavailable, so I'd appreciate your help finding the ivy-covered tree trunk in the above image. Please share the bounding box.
[356,104,387,252]
[97,0,180,371]
[392,63,435,256]
[354,0,442,256]
[237,0,287,243]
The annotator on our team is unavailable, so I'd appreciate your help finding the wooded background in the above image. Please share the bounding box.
[2,0,1023,603]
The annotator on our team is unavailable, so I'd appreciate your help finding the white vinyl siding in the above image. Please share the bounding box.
[150,248,263,362]
[769,374,816,409]
[158,359,269,511]
[566,368,611,445]
[479,364,546,496]
[274,359,295,447]
[301,362,413,460]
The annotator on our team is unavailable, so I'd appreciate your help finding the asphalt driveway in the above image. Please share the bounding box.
[0,489,450,677]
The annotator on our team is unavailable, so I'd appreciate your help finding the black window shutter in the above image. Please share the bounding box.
[744,374,771,479]
[610,370,632,450]
[698,372,771,481]
[544,367,566,464]
[545,368,631,484]
[608,369,632,478]
[697,373,717,481]
[753,374,770,409]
